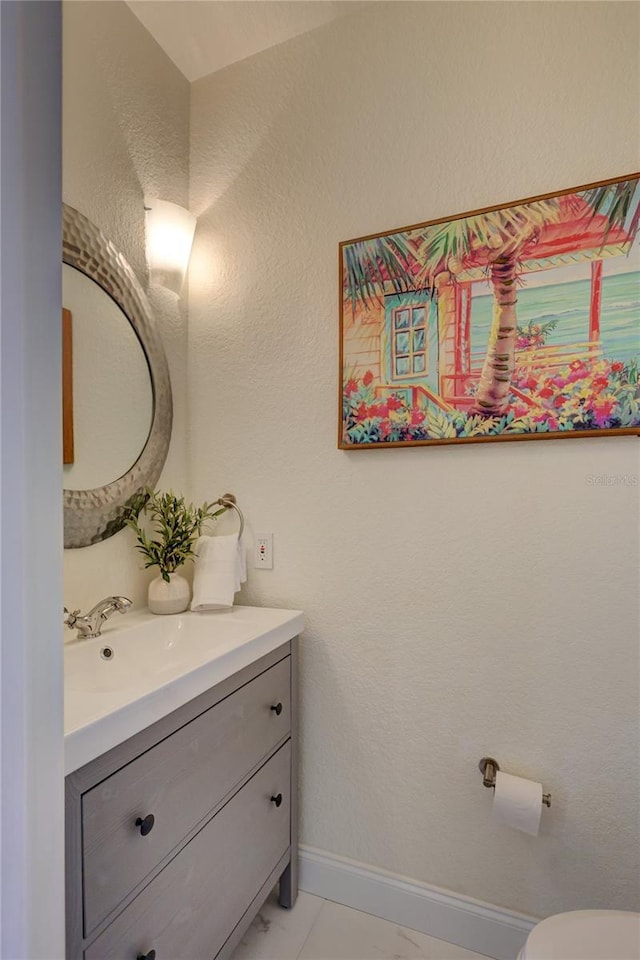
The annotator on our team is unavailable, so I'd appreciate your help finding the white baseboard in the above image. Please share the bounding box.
[298,845,537,960]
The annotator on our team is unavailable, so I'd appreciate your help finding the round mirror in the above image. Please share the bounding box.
[63,203,172,548]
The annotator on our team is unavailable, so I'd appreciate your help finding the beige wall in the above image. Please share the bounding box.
[62,1,190,612]
[189,2,640,918]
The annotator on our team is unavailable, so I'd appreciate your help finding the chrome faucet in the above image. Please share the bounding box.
[64,596,132,640]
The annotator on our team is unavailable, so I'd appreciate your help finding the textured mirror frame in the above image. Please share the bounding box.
[62,203,173,548]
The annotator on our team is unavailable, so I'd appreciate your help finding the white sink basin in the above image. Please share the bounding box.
[64,605,303,775]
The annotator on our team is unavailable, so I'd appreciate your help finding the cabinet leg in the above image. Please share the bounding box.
[278,858,298,909]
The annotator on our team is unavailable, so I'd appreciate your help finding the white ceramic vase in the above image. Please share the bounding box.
[148,571,190,615]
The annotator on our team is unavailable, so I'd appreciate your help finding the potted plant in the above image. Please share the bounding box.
[126,488,223,614]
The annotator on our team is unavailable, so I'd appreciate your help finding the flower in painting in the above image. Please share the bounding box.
[372,403,389,418]
[343,352,639,447]
[344,379,358,396]
[513,404,531,418]
[592,396,617,427]
[510,356,639,433]
[375,419,390,439]
[343,374,432,443]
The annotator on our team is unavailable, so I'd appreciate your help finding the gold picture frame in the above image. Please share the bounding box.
[339,173,640,448]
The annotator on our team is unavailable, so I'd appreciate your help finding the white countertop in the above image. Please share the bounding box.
[64,605,303,775]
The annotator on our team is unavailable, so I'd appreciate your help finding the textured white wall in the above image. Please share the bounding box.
[62,0,190,612]
[189,2,640,918]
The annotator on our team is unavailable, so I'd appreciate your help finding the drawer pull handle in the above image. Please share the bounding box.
[135,814,155,837]
[270,702,283,716]
[270,793,283,807]
[137,951,156,960]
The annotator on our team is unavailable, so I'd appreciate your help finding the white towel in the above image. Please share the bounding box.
[191,534,247,611]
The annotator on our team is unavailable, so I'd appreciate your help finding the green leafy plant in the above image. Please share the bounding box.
[126,488,224,581]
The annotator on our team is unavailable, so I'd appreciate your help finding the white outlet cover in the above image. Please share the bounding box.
[254,532,273,569]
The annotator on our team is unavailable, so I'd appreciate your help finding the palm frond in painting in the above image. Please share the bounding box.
[344,233,419,309]
[582,178,640,247]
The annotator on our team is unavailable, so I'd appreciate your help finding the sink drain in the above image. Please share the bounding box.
[100,646,114,660]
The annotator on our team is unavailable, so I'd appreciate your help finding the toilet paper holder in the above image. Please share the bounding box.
[479,757,551,807]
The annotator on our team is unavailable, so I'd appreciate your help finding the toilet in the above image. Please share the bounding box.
[518,910,640,960]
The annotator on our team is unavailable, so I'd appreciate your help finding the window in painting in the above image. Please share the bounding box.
[392,305,427,378]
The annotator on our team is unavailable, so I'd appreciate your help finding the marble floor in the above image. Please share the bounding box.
[231,890,496,960]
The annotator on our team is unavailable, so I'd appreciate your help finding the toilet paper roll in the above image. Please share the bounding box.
[493,771,542,836]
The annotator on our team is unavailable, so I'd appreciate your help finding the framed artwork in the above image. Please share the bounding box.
[339,173,640,448]
[62,308,74,464]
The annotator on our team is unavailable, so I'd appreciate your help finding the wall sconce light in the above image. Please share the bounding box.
[144,198,197,296]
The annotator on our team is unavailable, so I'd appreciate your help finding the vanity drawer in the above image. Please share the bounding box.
[85,741,291,960]
[82,656,290,935]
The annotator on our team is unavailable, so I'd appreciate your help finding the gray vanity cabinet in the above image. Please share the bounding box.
[66,639,298,960]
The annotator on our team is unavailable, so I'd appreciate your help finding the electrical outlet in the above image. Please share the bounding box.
[254,533,273,569]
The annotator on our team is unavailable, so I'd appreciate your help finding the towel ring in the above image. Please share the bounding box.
[215,493,245,539]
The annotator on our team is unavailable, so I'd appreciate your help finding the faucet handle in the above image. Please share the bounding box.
[106,596,132,616]
[64,607,80,628]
